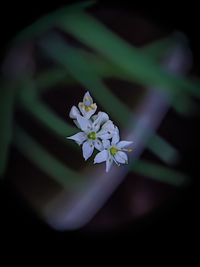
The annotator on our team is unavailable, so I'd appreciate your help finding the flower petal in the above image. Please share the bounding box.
[94,150,108,164]
[94,139,104,151]
[73,119,81,129]
[97,112,109,125]
[82,140,94,160]
[96,129,115,140]
[91,112,105,132]
[102,139,110,149]
[106,157,113,172]
[111,126,120,145]
[76,114,92,132]
[69,106,80,119]
[92,111,109,132]
[96,120,115,139]
[67,132,86,145]
[101,120,115,130]
[116,141,133,149]
[78,102,87,117]
[83,91,93,106]
[114,151,128,164]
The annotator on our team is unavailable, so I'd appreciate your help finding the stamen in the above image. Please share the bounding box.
[112,157,119,166]
[128,149,132,152]
[88,126,91,129]
[107,131,111,134]
[85,96,89,101]
[88,107,92,111]
[109,158,112,163]
[83,134,86,136]
[90,144,93,147]
[94,123,98,127]
[121,148,125,150]
[91,104,95,109]
[80,102,84,107]
[97,142,100,145]
[125,160,128,164]
[111,146,115,148]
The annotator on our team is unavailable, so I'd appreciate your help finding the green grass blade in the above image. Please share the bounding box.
[35,36,175,93]
[0,83,16,178]
[36,68,74,90]
[36,35,193,116]
[142,36,175,60]
[60,11,200,101]
[18,85,77,138]
[148,135,179,164]
[11,1,96,45]
[40,39,131,125]
[41,39,179,164]
[129,159,189,186]
[14,125,84,188]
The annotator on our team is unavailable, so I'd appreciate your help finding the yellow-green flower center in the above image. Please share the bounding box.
[110,146,118,156]
[88,131,96,140]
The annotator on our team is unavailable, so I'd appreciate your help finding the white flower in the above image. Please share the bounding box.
[67,114,115,161]
[69,91,97,123]
[94,127,133,172]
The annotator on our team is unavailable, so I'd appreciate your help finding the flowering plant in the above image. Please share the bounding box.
[67,91,133,172]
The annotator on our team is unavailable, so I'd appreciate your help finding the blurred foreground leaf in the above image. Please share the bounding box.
[18,83,77,138]
[148,135,179,164]
[37,36,175,91]
[14,125,84,188]
[11,1,95,45]
[0,84,15,178]
[60,11,200,104]
[130,159,189,186]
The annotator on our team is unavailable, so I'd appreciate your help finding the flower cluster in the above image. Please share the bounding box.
[67,91,133,172]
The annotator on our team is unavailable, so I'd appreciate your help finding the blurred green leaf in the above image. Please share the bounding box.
[41,39,179,164]
[40,38,131,124]
[148,135,179,164]
[11,1,95,45]
[36,36,175,92]
[130,159,189,186]
[142,36,174,60]
[14,125,84,188]
[36,41,193,116]
[0,83,15,178]
[18,82,78,144]
[36,68,74,90]
[60,11,200,103]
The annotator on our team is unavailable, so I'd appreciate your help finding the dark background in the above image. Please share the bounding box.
[0,1,199,248]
